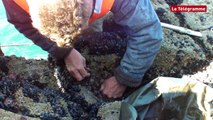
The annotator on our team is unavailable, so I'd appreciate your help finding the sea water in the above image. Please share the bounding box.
[0,1,48,59]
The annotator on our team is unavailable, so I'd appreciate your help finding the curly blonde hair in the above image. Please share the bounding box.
[28,0,89,47]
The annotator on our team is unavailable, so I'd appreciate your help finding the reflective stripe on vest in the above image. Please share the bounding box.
[89,0,115,23]
[14,0,29,13]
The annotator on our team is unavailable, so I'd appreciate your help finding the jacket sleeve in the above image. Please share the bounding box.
[2,0,72,60]
[111,0,163,87]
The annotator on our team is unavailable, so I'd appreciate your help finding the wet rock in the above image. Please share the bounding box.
[97,101,121,120]
[143,0,213,80]
[0,57,9,75]
[165,0,183,5]
[74,32,127,56]
[144,28,210,79]
[0,56,111,119]
[0,0,213,119]
[182,0,213,30]
[79,87,98,104]
[152,0,180,25]
[14,88,54,116]
[0,108,40,120]
[3,98,15,108]
[6,56,59,89]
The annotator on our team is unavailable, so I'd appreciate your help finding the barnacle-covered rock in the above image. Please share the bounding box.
[0,0,213,119]
[165,0,183,5]
[0,56,106,120]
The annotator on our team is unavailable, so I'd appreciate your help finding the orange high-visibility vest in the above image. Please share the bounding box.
[14,0,29,13]
[89,0,115,23]
[13,0,114,23]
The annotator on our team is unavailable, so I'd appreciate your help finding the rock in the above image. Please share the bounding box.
[0,56,9,75]
[0,108,40,120]
[152,0,180,25]
[182,0,213,30]
[142,0,213,80]
[164,0,183,5]
[6,56,59,89]
[14,88,54,116]
[145,28,209,79]
[97,101,121,120]
[79,86,98,104]
[0,0,213,119]
[0,56,106,119]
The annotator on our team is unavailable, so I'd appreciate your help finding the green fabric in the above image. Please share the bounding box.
[120,77,213,120]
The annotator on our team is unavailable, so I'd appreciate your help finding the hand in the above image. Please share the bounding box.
[65,48,90,81]
[100,76,127,98]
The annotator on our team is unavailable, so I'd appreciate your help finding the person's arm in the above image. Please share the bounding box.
[3,0,90,81]
[111,0,163,87]
[0,48,4,56]
[2,0,72,60]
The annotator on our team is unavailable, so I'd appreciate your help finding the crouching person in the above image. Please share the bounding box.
[3,0,163,98]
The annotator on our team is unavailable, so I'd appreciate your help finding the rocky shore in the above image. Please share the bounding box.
[0,0,213,119]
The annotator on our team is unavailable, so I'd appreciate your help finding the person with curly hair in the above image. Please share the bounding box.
[2,0,163,98]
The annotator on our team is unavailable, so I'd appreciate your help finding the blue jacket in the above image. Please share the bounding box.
[111,0,163,87]
[2,0,163,87]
